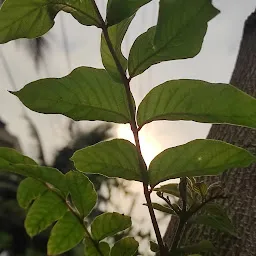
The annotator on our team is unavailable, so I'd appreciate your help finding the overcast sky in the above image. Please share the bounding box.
[0,0,255,250]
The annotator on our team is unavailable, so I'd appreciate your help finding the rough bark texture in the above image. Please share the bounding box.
[164,10,256,256]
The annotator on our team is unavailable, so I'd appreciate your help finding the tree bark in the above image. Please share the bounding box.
[164,9,256,256]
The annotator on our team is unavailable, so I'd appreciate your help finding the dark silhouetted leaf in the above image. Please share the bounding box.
[145,203,176,215]
[154,183,180,198]
[177,240,215,254]
[190,214,236,236]
[106,0,151,26]
[150,240,159,253]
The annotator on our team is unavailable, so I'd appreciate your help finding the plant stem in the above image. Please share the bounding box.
[90,1,167,255]
[158,192,180,215]
[170,178,188,252]
[190,195,228,216]
[179,177,187,212]
[170,195,228,252]
[170,217,186,252]
[46,185,104,256]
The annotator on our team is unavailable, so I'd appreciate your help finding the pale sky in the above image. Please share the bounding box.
[0,1,256,250]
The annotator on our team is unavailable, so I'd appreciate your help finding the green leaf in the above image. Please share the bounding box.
[192,182,208,197]
[207,182,224,196]
[149,139,256,186]
[84,238,110,256]
[72,139,143,182]
[128,0,219,77]
[17,178,47,209]
[137,80,256,129]
[0,0,100,44]
[106,0,151,26]
[101,16,134,83]
[190,203,236,236]
[0,232,12,250]
[25,190,67,237]
[0,147,36,166]
[190,213,236,236]
[11,67,132,124]
[146,203,176,215]
[201,203,228,216]
[4,165,66,193]
[98,242,111,256]
[154,183,180,198]
[111,237,138,256]
[150,241,159,253]
[0,148,67,193]
[47,211,85,255]
[177,240,215,253]
[66,171,97,218]
[91,212,131,241]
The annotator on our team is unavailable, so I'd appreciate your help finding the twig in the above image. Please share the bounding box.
[90,1,168,255]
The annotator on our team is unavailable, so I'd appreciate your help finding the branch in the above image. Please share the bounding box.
[46,184,104,256]
[90,1,167,255]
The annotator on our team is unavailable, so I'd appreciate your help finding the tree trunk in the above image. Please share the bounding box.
[164,9,256,256]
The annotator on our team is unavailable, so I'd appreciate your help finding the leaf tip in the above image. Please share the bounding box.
[8,90,16,95]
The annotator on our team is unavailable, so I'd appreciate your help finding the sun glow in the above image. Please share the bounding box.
[116,125,161,166]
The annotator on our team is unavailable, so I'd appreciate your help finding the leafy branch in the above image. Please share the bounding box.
[0,0,255,255]
[89,1,167,254]
[45,183,105,256]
